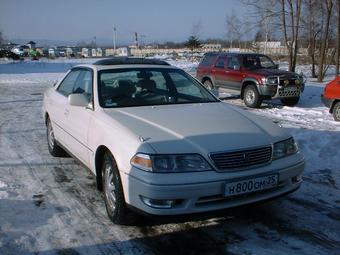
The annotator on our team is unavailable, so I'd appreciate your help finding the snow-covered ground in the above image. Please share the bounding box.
[0,58,339,255]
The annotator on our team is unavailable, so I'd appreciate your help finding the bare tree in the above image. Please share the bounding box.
[192,20,203,38]
[244,0,303,71]
[257,1,278,54]
[244,0,338,78]
[318,0,335,81]
[336,0,340,76]
[280,0,303,72]
[242,0,289,54]
[226,11,243,49]
[301,0,322,77]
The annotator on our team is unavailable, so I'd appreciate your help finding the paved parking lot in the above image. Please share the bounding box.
[0,75,339,255]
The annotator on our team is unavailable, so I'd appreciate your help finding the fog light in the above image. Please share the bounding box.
[140,196,176,209]
[292,175,303,183]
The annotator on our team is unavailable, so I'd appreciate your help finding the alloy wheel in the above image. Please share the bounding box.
[105,163,117,212]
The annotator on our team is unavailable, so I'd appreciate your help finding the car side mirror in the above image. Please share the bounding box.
[68,93,90,107]
[274,64,279,69]
[233,65,240,71]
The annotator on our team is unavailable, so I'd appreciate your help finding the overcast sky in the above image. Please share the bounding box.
[0,0,247,45]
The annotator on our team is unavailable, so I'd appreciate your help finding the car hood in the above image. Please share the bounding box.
[249,68,297,77]
[104,102,289,155]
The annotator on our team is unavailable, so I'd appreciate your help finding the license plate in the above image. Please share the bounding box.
[225,174,278,197]
[284,87,298,92]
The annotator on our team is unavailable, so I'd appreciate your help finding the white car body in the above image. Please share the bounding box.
[42,59,304,219]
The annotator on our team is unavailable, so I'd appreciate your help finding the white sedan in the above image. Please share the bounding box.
[42,58,305,224]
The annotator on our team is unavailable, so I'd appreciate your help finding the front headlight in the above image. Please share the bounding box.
[273,137,299,160]
[299,72,307,84]
[131,153,211,172]
[266,77,278,85]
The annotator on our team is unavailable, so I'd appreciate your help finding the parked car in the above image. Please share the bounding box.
[196,52,305,108]
[43,57,305,224]
[321,76,340,121]
[0,49,21,60]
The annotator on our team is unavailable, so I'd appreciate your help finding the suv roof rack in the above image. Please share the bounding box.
[93,57,170,66]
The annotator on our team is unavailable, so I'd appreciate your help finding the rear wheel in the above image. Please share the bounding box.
[333,102,340,121]
[203,79,214,90]
[280,97,300,106]
[102,152,133,224]
[47,119,64,157]
[243,85,262,108]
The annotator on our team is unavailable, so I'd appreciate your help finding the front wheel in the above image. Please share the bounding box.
[243,85,262,108]
[203,79,214,90]
[333,102,340,121]
[47,119,64,157]
[102,152,133,224]
[280,97,300,106]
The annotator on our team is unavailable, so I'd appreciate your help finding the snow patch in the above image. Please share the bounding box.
[0,180,7,188]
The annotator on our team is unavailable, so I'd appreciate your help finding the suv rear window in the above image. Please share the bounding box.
[200,54,216,66]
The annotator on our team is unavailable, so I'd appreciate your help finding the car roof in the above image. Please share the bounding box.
[204,52,267,57]
[72,57,179,71]
[93,57,170,66]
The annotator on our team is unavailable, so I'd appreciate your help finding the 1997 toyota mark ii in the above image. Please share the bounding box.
[42,58,305,224]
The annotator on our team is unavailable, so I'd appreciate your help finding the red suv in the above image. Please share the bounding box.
[321,76,340,121]
[196,52,305,108]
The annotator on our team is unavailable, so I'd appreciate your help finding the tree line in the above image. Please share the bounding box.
[239,0,340,81]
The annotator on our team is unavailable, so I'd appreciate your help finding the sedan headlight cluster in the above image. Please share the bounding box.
[273,137,299,160]
[131,153,211,172]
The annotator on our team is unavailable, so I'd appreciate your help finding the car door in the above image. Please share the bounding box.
[211,56,226,87]
[52,69,82,145]
[62,68,94,167]
[225,55,244,91]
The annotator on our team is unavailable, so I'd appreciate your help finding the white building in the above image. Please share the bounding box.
[202,43,222,52]
[117,47,131,57]
[82,48,89,57]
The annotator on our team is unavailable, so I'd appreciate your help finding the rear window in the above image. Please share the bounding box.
[199,54,217,66]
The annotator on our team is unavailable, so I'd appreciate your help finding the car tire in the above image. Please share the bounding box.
[47,119,65,157]
[333,102,340,121]
[203,79,214,90]
[280,97,300,107]
[102,152,133,225]
[244,85,262,108]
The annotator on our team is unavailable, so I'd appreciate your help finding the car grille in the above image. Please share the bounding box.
[210,146,272,170]
[277,88,300,97]
[279,78,298,86]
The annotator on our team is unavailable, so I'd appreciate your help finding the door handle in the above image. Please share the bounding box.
[64,109,69,117]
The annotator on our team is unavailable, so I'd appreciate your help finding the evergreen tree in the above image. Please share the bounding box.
[185,36,202,53]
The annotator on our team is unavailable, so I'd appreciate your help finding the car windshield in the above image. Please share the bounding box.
[242,55,276,70]
[98,68,218,108]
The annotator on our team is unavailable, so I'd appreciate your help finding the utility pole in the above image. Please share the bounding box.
[135,32,139,48]
[113,26,117,56]
[141,35,146,57]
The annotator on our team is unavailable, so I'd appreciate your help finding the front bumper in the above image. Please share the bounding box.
[259,84,304,99]
[122,155,305,215]
[321,94,334,110]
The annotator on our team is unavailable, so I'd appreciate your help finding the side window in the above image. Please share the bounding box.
[258,56,272,68]
[227,56,240,70]
[169,72,203,98]
[214,56,225,68]
[57,70,81,96]
[150,71,166,90]
[200,54,216,66]
[73,70,93,100]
